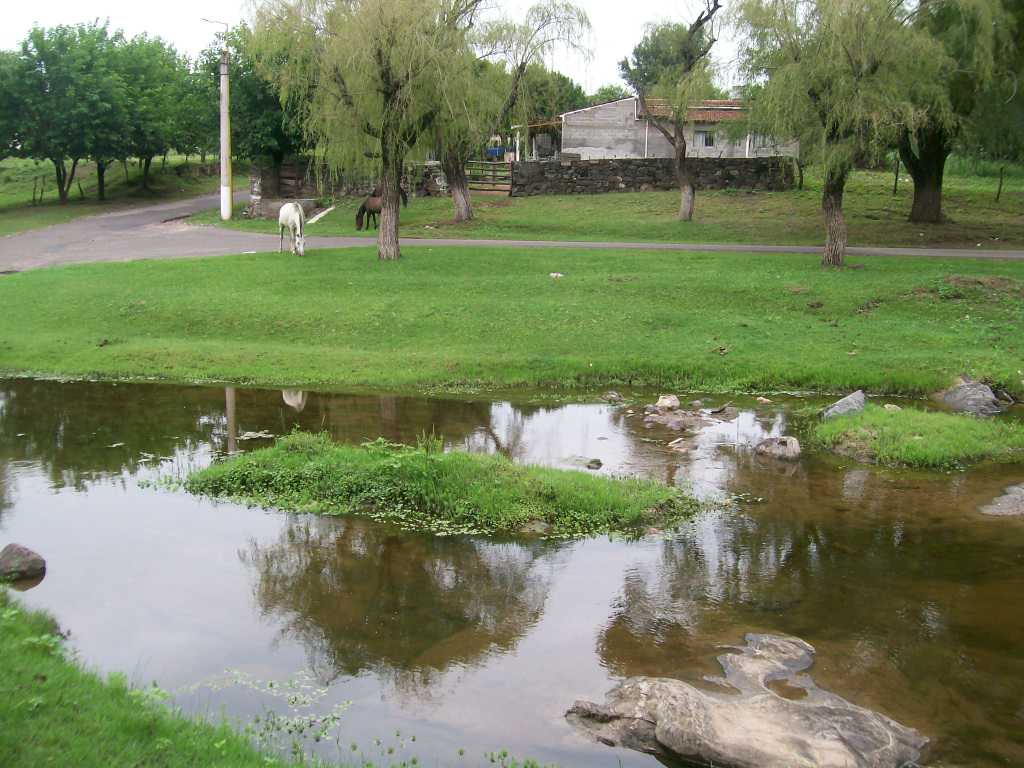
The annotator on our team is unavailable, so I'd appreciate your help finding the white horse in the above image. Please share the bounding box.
[278,202,306,256]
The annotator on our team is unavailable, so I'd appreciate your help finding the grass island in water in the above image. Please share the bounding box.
[185,432,700,537]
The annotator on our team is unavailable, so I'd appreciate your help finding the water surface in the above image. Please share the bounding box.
[1,378,1022,766]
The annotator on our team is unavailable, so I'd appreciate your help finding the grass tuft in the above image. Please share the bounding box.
[185,432,698,537]
[812,405,1024,468]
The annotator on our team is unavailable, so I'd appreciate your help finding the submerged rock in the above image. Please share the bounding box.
[586,458,603,470]
[980,484,1024,517]
[643,409,710,432]
[940,378,1005,417]
[755,436,801,461]
[566,633,927,768]
[0,543,46,582]
[883,403,902,412]
[822,390,866,420]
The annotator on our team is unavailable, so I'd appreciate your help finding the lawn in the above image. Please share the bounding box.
[0,245,1021,396]
[186,431,697,536]
[0,156,249,236]
[192,161,1024,250]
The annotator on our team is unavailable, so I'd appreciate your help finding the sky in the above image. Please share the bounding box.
[0,0,741,93]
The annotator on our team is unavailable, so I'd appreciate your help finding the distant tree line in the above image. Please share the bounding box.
[0,21,312,204]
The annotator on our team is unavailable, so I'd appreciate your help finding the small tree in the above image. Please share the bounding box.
[252,0,479,260]
[438,0,589,222]
[735,0,945,266]
[11,23,128,203]
[118,35,181,190]
[0,51,19,158]
[620,3,723,222]
[588,83,630,105]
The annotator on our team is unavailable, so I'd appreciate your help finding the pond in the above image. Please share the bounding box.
[1,378,1022,766]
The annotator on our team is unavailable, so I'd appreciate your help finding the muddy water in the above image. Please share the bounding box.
[1,378,1022,767]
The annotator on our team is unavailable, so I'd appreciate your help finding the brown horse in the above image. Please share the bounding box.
[356,185,408,230]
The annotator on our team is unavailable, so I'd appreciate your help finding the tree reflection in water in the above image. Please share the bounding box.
[595,464,1024,767]
[241,517,561,697]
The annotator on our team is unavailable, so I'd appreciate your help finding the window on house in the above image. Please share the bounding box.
[697,131,715,147]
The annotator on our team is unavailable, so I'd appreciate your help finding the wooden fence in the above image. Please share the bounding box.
[465,160,511,192]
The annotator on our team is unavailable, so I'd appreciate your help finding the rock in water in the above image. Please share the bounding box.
[980,484,1024,516]
[566,634,927,768]
[940,378,1004,417]
[822,390,866,420]
[655,394,680,411]
[755,436,801,461]
[0,543,46,581]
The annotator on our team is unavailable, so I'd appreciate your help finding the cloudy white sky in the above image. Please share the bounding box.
[0,0,741,93]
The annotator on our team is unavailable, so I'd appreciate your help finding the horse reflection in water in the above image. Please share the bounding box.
[282,390,308,413]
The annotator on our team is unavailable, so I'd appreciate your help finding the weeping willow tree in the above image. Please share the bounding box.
[251,0,480,260]
[734,0,948,266]
[619,1,723,222]
[438,0,589,223]
[898,0,1006,222]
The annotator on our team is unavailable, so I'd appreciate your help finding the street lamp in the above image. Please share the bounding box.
[202,18,232,221]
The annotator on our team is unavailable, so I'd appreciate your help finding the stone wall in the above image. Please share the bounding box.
[510,157,795,196]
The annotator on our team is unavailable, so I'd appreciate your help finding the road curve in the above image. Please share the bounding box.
[1,193,1021,272]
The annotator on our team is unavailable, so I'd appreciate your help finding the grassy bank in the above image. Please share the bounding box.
[186,432,696,536]
[193,164,1024,250]
[813,405,1024,468]
[0,156,249,236]
[0,588,301,767]
[1,246,1022,396]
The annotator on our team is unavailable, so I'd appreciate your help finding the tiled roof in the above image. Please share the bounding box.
[641,98,747,123]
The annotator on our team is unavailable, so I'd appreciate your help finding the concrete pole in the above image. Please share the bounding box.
[219,47,232,221]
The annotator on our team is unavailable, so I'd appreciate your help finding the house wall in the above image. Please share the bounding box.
[510,157,795,197]
[560,98,799,160]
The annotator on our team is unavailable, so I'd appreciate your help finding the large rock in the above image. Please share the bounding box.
[755,436,801,461]
[980,484,1024,516]
[0,543,46,581]
[940,378,1005,417]
[655,394,680,411]
[822,390,866,420]
[566,633,927,768]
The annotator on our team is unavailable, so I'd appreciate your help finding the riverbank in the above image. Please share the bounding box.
[0,588,301,767]
[185,432,698,536]
[1,247,1021,397]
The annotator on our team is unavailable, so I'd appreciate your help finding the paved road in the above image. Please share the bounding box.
[2,192,1022,272]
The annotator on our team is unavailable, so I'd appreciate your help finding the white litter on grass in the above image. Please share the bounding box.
[307,205,336,225]
[107,442,125,448]
[237,430,275,440]
[242,250,257,254]
[549,272,564,279]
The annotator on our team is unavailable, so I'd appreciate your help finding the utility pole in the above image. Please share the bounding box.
[203,19,231,220]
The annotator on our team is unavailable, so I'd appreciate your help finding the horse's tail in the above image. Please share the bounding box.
[355,204,366,231]
[399,187,408,208]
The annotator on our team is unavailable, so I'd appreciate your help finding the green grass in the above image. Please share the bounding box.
[0,588,306,767]
[193,163,1024,250]
[185,432,696,536]
[0,156,249,236]
[813,405,1024,468]
[1,246,1022,396]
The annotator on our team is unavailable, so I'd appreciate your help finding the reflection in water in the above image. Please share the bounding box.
[2,377,1024,767]
[281,389,307,413]
[242,517,558,696]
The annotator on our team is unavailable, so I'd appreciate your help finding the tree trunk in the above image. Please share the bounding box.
[97,162,107,201]
[996,166,1004,202]
[443,151,472,222]
[899,123,949,224]
[796,160,805,191]
[821,168,848,267]
[141,156,153,190]
[54,159,68,204]
[122,159,129,183]
[673,125,694,221]
[377,161,402,261]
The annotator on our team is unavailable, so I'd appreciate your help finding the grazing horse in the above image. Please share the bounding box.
[278,202,306,256]
[356,185,408,231]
